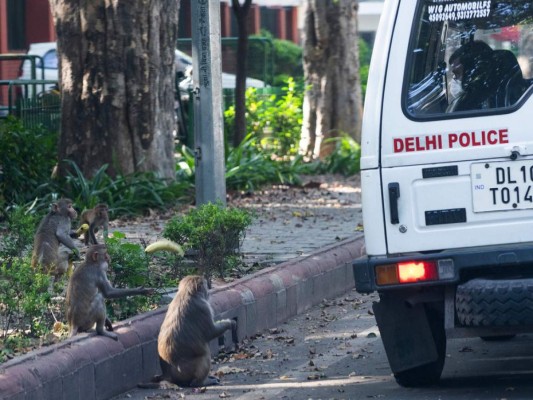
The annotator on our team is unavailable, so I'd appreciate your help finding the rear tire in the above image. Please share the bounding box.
[456,278,533,326]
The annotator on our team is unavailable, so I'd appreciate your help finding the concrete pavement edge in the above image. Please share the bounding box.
[0,234,365,400]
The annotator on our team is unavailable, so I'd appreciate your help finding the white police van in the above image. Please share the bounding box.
[353,0,533,387]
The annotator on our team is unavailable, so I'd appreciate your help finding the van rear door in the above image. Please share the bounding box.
[379,0,533,254]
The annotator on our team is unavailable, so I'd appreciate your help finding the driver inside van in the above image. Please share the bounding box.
[446,49,465,112]
[446,40,494,112]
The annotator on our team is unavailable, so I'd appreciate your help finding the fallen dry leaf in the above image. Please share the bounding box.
[215,366,247,376]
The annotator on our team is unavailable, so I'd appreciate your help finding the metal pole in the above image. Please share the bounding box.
[191,0,227,206]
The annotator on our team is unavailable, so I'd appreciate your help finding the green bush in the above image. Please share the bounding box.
[0,258,52,339]
[249,30,303,86]
[320,136,361,176]
[225,77,303,156]
[0,117,58,209]
[175,134,308,192]
[104,232,161,321]
[0,206,39,262]
[359,37,372,102]
[163,201,253,285]
[225,134,306,191]
[39,160,193,218]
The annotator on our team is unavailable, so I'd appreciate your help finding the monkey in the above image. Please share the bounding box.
[31,198,80,280]
[66,244,153,340]
[141,275,237,388]
[79,203,109,245]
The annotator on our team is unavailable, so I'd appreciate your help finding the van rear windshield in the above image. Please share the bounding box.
[405,0,533,118]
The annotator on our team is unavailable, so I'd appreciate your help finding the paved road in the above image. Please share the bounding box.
[113,288,533,400]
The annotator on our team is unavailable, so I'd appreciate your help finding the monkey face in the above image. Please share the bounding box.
[67,203,78,220]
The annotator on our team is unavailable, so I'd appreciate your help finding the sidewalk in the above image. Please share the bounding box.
[113,173,363,266]
[0,174,366,400]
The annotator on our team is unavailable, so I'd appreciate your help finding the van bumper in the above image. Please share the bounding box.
[353,242,533,293]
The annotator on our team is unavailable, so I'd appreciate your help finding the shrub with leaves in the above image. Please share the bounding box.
[0,117,58,209]
[225,77,303,156]
[0,206,39,262]
[163,201,253,285]
[104,232,160,321]
[359,37,372,102]
[175,136,307,192]
[34,160,194,218]
[249,30,303,86]
[0,258,52,340]
[320,136,361,176]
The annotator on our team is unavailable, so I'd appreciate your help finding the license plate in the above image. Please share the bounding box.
[471,161,533,212]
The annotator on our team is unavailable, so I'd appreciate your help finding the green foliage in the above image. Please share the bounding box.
[0,117,58,208]
[0,258,52,339]
[249,30,303,86]
[44,160,193,218]
[0,206,39,262]
[225,77,303,156]
[359,37,372,102]
[104,232,159,321]
[163,201,253,284]
[175,135,307,193]
[0,117,193,217]
[225,135,305,191]
[320,136,361,176]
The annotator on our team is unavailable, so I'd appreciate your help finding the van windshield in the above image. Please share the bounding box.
[405,0,533,117]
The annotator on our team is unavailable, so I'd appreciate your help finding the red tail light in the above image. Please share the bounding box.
[375,260,444,286]
[397,261,438,283]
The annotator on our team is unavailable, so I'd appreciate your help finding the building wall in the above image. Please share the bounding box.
[0,0,55,104]
[0,0,305,104]
[26,0,55,45]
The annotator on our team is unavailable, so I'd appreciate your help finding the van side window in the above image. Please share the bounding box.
[405,0,533,118]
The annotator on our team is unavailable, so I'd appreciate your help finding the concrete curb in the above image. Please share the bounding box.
[0,234,365,400]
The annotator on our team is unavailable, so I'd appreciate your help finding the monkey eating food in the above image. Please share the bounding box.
[31,198,80,280]
[143,275,237,388]
[79,203,109,245]
[66,244,153,340]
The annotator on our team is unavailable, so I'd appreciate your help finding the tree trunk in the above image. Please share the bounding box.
[49,0,179,180]
[231,0,252,148]
[300,0,363,159]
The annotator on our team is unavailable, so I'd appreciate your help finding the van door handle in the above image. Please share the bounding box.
[388,182,400,224]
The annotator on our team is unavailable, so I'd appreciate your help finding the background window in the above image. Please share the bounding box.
[7,0,26,50]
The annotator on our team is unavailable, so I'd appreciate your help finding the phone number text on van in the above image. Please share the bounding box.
[393,129,509,153]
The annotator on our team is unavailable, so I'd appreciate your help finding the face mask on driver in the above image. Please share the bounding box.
[449,78,463,100]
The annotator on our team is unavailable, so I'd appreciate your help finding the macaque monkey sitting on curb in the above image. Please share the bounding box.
[79,203,109,245]
[31,198,80,280]
[140,275,237,388]
[66,244,153,340]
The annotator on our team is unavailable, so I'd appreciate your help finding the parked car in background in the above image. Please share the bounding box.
[18,42,266,94]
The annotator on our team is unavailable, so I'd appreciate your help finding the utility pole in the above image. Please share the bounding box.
[191,0,226,206]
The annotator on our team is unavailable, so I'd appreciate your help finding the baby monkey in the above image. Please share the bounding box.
[79,203,109,245]
[66,244,152,340]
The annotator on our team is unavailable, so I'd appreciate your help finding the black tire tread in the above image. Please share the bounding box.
[456,278,533,326]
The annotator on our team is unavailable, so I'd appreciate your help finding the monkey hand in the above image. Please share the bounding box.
[69,248,81,261]
[105,318,114,332]
[138,287,155,295]
[231,319,238,343]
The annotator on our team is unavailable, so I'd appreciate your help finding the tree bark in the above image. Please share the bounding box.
[231,0,252,148]
[300,0,363,159]
[49,0,179,180]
